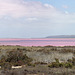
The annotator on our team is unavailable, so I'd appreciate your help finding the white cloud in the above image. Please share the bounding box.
[0,0,59,18]
[0,0,28,18]
[26,18,38,21]
[0,0,75,26]
[44,4,54,8]
[0,0,75,38]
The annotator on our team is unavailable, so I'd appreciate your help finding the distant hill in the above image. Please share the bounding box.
[46,35,75,38]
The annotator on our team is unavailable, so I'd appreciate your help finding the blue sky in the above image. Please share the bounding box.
[0,0,75,38]
[29,0,75,12]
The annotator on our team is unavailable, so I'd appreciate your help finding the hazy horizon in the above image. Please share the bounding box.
[0,0,75,38]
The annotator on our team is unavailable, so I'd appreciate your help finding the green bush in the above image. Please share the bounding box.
[0,50,33,66]
[6,51,32,64]
[48,62,59,68]
[65,62,73,68]
[55,58,59,63]
[59,63,64,67]
[48,62,73,68]
[48,64,52,68]
[48,58,74,68]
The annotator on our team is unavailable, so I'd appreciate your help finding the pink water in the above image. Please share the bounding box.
[0,38,75,46]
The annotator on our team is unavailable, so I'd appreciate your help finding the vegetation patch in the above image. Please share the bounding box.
[0,50,33,69]
[48,58,75,68]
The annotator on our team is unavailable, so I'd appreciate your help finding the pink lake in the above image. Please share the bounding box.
[0,38,75,46]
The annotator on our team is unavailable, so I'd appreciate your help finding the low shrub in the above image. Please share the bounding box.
[48,58,73,68]
[27,63,35,67]
[55,58,59,63]
[59,63,64,67]
[0,50,33,66]
[48,62,59,68]
[48,64,52,68]
[65,62,73,68]
[34,62,47,65]
[48,62,73,68]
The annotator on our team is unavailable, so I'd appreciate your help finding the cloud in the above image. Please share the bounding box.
[0,0,75,26]
[44,4,54,8]
[0,0,75,27]
[0,0,70,23]
[26,18,38,21]
[0,0,75,28]
[0,0,75,38]
[0,0,28,18]
[0,0,60,18]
